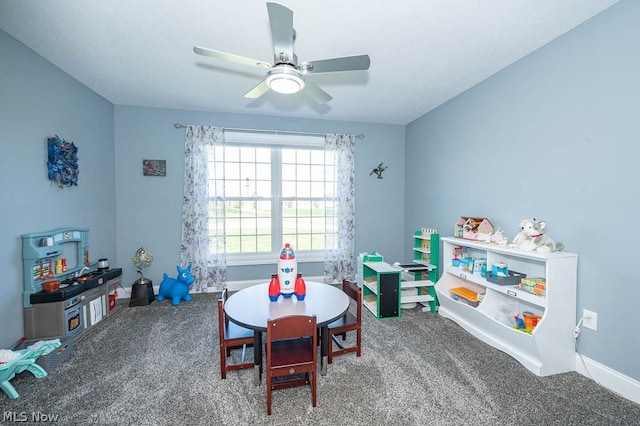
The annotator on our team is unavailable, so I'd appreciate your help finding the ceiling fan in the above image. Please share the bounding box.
[193,2,370,104]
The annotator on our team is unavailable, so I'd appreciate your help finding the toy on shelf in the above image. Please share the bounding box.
[455,217,493,241]
[514,311,542,333]
[451,246,464,266]
[492,262,508,277]
[520,277,546,296]
[518,219,564,252]
[510,219,529,248]
[458,257,474,274]
[473,258,487,277]
[490,228,508,245]
[157,264,194,306]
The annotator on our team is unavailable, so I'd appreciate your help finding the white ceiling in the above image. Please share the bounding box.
[0,0,619,125]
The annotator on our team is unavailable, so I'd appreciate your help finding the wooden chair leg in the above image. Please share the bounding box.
[311,371,317,407]
[220,343,227,379]
[267,379,272,415]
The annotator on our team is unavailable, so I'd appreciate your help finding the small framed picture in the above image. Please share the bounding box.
[143,159,166,176]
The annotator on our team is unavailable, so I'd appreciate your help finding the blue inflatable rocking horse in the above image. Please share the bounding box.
[157,264,194,306]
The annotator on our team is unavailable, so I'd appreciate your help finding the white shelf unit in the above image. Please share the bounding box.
[436,237,578,376]
[398,263,436,310]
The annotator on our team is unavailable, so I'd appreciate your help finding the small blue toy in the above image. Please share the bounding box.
[157,264,194,306]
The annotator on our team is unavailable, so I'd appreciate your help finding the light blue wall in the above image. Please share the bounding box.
[405,0,639,381]
[0,25,404,348]
[5,0,634,386]
[0,30,116,347]
[114,106,405,289]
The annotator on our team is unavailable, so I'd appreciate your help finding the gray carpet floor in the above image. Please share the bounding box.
[2,293,639,425]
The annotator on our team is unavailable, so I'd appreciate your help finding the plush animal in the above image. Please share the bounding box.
[157,264,194,306]
[490,227,508,245]
[510,220,530,248]
[518,219,564,253]
[477,232,492,243]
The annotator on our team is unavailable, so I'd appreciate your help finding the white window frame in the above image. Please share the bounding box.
[218,131,333,266]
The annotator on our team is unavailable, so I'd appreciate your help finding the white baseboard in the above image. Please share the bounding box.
[575,353,640,405]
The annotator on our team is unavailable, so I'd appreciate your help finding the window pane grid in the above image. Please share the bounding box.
[209,142,336,257]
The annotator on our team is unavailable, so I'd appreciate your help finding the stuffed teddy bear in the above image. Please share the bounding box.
[518,219,564,252]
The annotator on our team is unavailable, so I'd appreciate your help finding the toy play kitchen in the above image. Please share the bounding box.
[22,227,122,340]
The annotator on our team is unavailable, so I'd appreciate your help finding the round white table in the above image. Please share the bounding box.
[224,281,349,385]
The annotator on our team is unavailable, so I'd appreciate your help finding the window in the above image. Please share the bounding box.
[208,132,337,265]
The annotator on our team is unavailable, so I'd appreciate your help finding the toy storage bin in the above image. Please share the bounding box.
[486,270,526,286]
[14,335,74,371]
[449,287,480,307]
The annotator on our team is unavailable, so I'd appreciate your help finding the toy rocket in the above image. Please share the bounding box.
[278,243,296,297]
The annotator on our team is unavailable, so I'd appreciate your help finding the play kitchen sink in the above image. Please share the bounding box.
[21,228,122,340]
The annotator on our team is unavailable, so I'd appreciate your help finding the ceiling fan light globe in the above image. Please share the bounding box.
[266,67,305,94]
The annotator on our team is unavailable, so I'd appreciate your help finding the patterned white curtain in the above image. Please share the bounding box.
[181,125,227,292]
[324,133,356,283]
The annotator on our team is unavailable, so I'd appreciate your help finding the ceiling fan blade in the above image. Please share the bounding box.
[193,46,271,69]
[266,2,294,63]
[302,54,371,74]
[303,81,332,104]
[243,79,271,99]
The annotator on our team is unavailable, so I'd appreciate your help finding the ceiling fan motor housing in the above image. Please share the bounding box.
[276,52,298,66]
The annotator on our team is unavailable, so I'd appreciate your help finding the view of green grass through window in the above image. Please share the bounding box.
[208,143,337,257]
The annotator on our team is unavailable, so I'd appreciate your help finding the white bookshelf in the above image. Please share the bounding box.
[436,237,578,376]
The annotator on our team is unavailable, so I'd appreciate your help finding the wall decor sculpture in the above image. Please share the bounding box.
[369,162,388,179]
[47,135,79,188]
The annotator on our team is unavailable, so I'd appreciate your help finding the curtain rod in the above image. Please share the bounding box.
[173,123,364,139]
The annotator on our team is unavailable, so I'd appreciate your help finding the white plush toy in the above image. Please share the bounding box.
[518,219,564,252]
[490,227,508,245]
[510,220,529,248]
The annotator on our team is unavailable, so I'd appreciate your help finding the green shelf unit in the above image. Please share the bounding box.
[410,229,440,313]
[362,261,401,319]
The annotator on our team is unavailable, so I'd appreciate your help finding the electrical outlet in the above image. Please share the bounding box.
[583,309,598,331]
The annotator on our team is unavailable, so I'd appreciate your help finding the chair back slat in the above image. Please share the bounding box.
[342,279,358,301]
[268,315,317,341]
